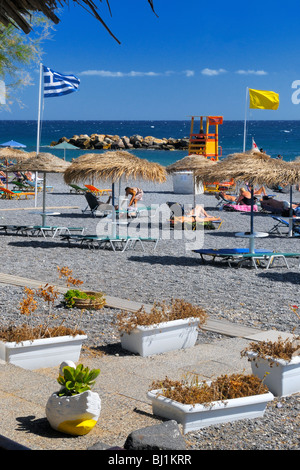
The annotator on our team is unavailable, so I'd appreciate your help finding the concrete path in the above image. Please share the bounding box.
[0,272,295,450]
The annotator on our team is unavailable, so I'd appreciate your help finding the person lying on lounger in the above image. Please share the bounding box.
[217,187,255,206]
[260,197,300,216]
[172,204,222,224]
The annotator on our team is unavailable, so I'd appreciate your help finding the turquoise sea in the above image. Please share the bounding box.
[0,120,299,166]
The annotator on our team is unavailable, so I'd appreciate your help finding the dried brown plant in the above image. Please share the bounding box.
[150,373,269,406]
[57,266,84,288]
[241,335,300,363]
[117,299,208,334]
[0,266,87,343]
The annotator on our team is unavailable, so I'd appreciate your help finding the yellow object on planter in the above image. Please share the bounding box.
[58,418,98,436]
[45,360,101,436]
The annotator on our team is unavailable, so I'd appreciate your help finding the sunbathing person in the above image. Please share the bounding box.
[218,187,254,205]
[187,205,221,220]
[172,205,222,224]
[246,184,267,197]
[261,196,300,216]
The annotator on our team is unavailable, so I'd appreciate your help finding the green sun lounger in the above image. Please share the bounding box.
[193,248,300,269]
[60,233,159,252]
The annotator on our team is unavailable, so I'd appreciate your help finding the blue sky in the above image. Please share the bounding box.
[5,0,300,120]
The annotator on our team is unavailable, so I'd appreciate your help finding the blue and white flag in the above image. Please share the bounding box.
[43,66,80,98]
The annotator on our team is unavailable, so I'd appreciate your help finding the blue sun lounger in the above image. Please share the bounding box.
[269,216,300,236]
[192,248,300,269]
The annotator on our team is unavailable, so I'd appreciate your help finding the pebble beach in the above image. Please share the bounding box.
[0,173,299,450]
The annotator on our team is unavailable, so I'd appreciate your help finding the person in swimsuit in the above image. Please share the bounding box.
[218,187,254,205]
[125,187,143,208]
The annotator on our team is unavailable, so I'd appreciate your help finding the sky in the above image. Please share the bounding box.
[4,0,300,121]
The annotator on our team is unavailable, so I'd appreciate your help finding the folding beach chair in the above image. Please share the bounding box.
[268,216,300,236]
[82,192,112,217]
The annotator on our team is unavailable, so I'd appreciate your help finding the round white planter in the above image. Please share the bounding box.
[246,351,300,397]
[46,389,101,436]
[0,334,87,370]
[120,317,199,357]
[147,388,274,434]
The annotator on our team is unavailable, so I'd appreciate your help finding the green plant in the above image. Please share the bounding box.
[64,289,106,309]
[117,299,208,334]
[57,364,100,397]
[64,289,86,308]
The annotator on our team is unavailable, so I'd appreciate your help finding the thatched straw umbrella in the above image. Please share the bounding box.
[65,150,166,184]
[9,152,70,224]
[64,150,167,204]
[195,151,300,248]
[64,150,167,235]
[166,154,216,208]
[0,147,30,188]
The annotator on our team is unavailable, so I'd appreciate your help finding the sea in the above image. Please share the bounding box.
[0,119,299,166]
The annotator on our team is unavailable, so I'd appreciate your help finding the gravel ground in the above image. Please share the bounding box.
[0,174,299,450]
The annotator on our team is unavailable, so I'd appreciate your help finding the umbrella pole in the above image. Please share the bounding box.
[193,173,196,209]
[288,185,293,237]
[42,173,47,226]
[249,186,255,254]
[112,182,116,238]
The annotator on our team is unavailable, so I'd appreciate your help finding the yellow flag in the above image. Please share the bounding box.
[249,88,279,110]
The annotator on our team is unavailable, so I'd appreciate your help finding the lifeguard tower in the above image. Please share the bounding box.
[188,115,235,193]
[188,115,223,160]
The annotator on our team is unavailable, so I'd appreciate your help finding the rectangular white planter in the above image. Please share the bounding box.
[247,352,300,397]
[147,388,274,434]
[120,318,199,357]
[0,334,87,370]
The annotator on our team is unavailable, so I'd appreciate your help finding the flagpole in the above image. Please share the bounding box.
[243,87,248,152]
[35,62,43,207]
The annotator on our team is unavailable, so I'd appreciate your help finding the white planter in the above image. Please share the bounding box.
[247,352,300,397]
[0,334,87,370]
[46,389,101,436]
[147,388,274,434]
[120,318,199,357]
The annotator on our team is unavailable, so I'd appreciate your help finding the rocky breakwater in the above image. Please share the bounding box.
[51,134,189,151]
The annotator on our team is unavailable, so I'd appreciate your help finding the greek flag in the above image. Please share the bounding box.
[43,66,80,98]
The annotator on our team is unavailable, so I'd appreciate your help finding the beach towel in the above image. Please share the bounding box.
[223,204,258,212]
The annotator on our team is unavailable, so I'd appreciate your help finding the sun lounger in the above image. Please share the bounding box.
[24,180,53,192]
[60,233,159,252]
[0,224,35,235]
[84,185,112,197]
[12,181,35,192]
[0,224,84,238]
[0,188,35,199]
[26,226,85,238]
[193,248,300,269]
[69,184,88,194]
[268,216,300,236]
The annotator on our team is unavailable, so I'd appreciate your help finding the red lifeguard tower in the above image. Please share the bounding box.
[188,115,223,160]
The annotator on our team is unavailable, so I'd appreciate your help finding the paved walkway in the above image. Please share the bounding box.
[0,272,294,450]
